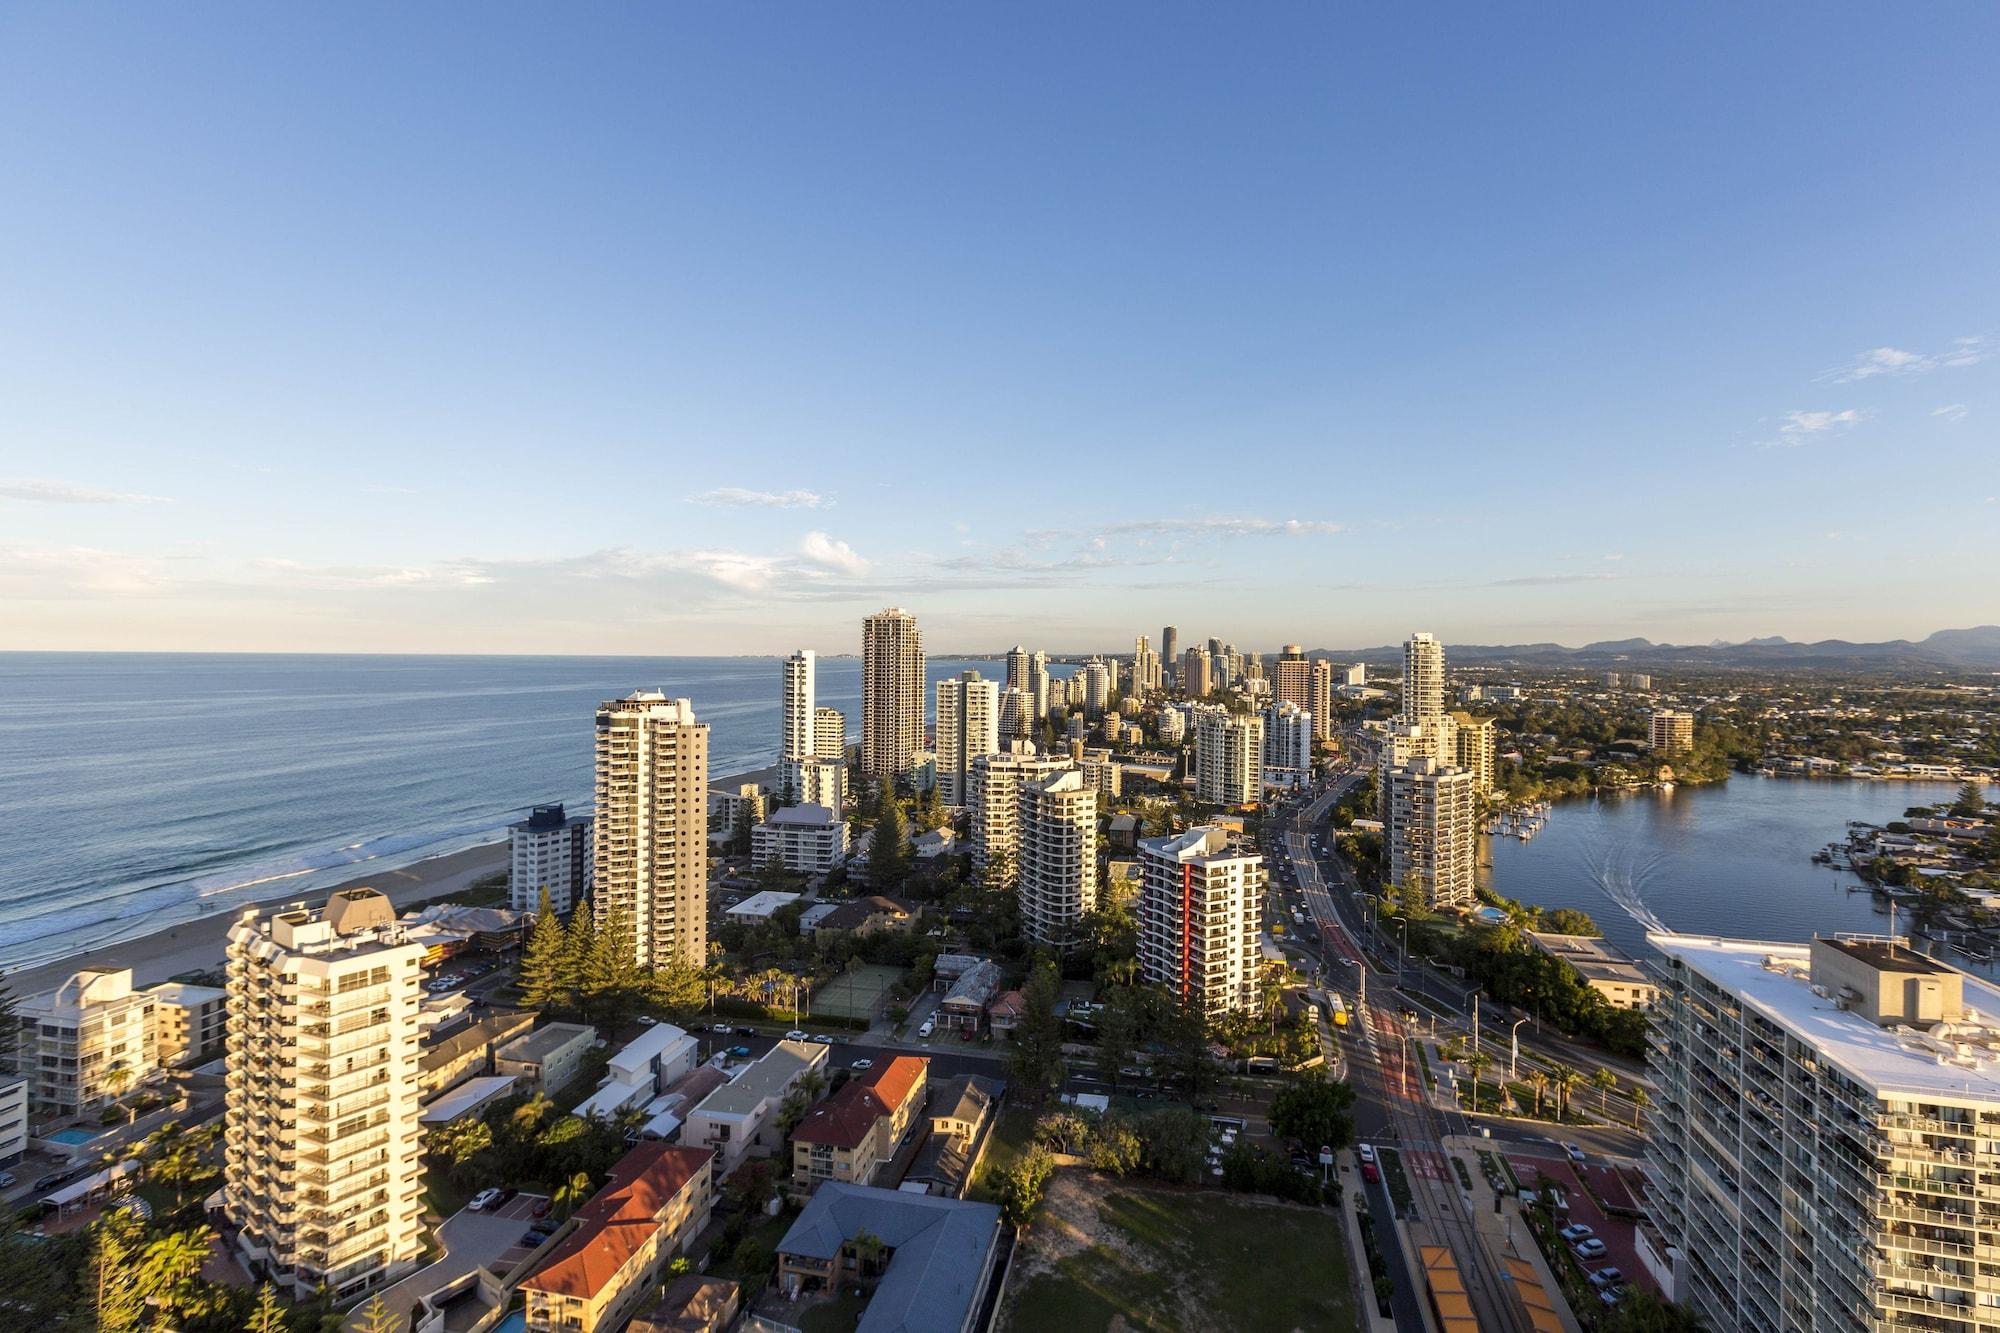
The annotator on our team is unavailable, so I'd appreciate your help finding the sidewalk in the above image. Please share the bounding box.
[1447,1135,1585,1333]
[1336,1161,1399,1333]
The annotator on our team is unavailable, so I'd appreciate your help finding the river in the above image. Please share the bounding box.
[1483,774,1987,964]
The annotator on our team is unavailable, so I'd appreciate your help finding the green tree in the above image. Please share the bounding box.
[1598,1289,1708,1332]
[581,903,644,1022]
[563,899,597,1001]
[1550,1063,1582,1122]
[1631,1085,1651,1131]
[997,1146,1055,1229]
[87,1212,147,1333]
[1592,1065,1619,1115]
[139,1225,219,1325]
[246,1282,287,1333]
[1955,780,1989,818]
[869,796,912,892]
[1094,991,1140,1087]
[649,957,708,1020]
[1268,1075,1357,1152]
[1394,868,1431,920]
[1006,956,1067,1101]
[1086,1117,1142,1176]
[519,889,570,1009]
[556,1170,595,1218]
[353,1293,401,1333]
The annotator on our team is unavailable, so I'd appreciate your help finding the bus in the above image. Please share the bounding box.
[1327,995,1350,1028]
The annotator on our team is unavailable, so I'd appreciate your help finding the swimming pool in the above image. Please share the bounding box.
[46,1127,107,1145]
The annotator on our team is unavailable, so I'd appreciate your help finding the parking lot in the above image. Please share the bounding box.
[354,1192,549,1332]
[1507,1150,1656,1301]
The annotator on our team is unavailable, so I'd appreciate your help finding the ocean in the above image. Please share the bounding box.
[0,652,1023,971]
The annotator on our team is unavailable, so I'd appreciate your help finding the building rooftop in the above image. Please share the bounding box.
[776,1183,1002,1333]
[724,890,803,919]
[1524,932,1654,987]
[693,1040,823,1119]
[763,804,839,829]
[497,1021,597,1065]
[791,1058,925,1151]
[1651,932,2000,1100]
[420,1074,518,1125]
[520,1143,713,1300]
[1821,935,1954,976]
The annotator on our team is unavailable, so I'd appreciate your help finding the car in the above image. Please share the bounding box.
[1562,1141,1586,1164]
[468,1188,503,1212]
[1589,1267,1624,1289]
[711,1023,732,1033]
[815,1033,838,1045]
[636,1016,658,1026]
[730,1045,752,1057]
[32,1173,63,1192]
[1357,1143,1376,1165]
[1575,1238,1608,1260]
[736,1026,757,1036]
[785,1030,809,1041]
[1361,1162,1380,1183]
[1559,1223,1596,1243]
[531,1198,551,1218]
[519,1229,546,1247]
[851,1058,874,1070]
[1599,1288,1626,1307]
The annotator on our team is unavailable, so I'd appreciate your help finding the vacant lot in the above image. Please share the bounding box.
[1000,1171,1358,1332]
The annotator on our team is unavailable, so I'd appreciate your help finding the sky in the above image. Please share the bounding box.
[1,4,1996,656]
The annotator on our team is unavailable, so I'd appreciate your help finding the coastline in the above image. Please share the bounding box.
[3,763,781,1001]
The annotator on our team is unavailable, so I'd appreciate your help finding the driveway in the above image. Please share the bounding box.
[351,1193,547,1331]
[1507,1151,1656,1299]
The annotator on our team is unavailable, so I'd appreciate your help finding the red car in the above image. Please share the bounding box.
[531,1198,551,1218]
[1362,1163,1380,1184]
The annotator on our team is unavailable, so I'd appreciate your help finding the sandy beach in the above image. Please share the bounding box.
[6,839,511,999]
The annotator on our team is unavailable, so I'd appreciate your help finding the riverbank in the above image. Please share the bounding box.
[4,839,510,999]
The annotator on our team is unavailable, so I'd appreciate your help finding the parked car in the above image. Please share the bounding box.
[468,1188,503,1212]
[0,1172,14,1188]
[1589,1267,1623,1289]
[711,1023,732,1033]
[1361,1162,1380,1184]
[1357,1143,1376,1165]
[811,1034,836,1045]
[735,1026,757,1036]
[1575,1238,1608,1260]
[32,1173,63,1192]
[851,1058,874,1070]
[785,1030,809,1041]
[729,1045,752,1057]
[1599,1288,1626,1307]
[531,1198,551,1218]
[519,1230,546,1248]
[1559,1223,1595,1243]
[917,1020,935,1038]
[636,1016,658,1026]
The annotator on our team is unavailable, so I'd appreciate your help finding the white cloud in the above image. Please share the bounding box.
[1603,553,1625,562]
[0,544,171,594]
[796,531,870,577]
[252,557,496,589]
[1025,515,1343,546]
[1758,408,1862,448]
[0,478,173,504]
[1824,337,1988,383]
[686,488,831,510]
[1933,403,1969,422]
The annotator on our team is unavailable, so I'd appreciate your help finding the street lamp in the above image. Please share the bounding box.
[1509,1016,1530,1081]
[1395,920,1408,985]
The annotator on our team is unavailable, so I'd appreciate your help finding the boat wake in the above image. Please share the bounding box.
[1580,839,1671,935]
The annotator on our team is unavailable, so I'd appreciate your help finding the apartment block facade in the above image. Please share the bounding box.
[1385,757,1477,910]
[1137,827,1263,1016]
[1194,705,1263,805]
[1017,768,1098,950]
[16,967,159,1116]
[934,669,999,807]
[594,692,709,970]
[509,802,593,915]
[968,751,1071,872]
[862,607,926,783]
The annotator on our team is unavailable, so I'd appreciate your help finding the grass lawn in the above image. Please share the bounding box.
[1378,1147,1415,1213]
[1003,1185,1358,1333]
[966,1107,1036,1203]
[798,1293,868,1333]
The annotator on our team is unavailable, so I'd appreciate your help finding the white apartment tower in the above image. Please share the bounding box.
[1194,705,1263,806]
[935,669,1000,807]
[1449,712,1497,796]
[15,968,159,1116]
[1651,709,1695,754]
[1385,757,1477,910]
[781,649,815,762]
[508,803,593,915]
[1309,658,1335,743]
[813,706,847,761]
[1017,768,1099,950]
[1403,631,1446,723]
[1137,827,1263,1016]
[1647,932,2000,1333]
[969,751,1071,873]
[594,692,710,970]
[1005,645,1032,698]
[223,889,426,1300]
[1083,659,1111,718]
[1263,701,1313,777]
[1273,645,1311,713]
[862,608,925,784]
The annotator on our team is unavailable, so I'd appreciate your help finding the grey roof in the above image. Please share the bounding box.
[497,1021,597,1064]
[938,959,1003,1012]
[693,1040,822,1119]
[777,1183,1002,1333]
[931,1074,999,1128]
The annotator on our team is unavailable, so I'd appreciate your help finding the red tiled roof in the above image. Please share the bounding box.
[858,1055,926,1113]
[521,1143,713,1300]
[791,1083,891,1150]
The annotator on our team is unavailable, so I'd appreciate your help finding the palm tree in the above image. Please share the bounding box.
[1550,1064,1582,1123]
[511,1092,555,1134]
[100,1060,135,1121]
[1465,1051,1492,1108]
[1592,1067,1618,1116]
[1528,1069,1549,1119]
[555,1170,595,1219]
[1631,1086,1651,1131]
[138,1225,216,1324]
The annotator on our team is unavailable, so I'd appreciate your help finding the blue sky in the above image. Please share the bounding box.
[1,4,1995,654]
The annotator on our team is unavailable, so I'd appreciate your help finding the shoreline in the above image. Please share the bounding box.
[4,763,782,1001]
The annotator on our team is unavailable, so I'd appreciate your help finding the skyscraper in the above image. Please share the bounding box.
[1263,700,1312,777]
[223,888,427,1300]
[509,803,593,915]
[1651,709,1695,754]
[1449,711,1496,795]
[1161,625,1178,669]
[1137,827,1263,1016]
[1181,647,1211,698]
[1194,705,1263,805]
[1005,645,1032,697]
[1133,634,1157,698]
[1402,631,1446,724]
[969,751,1071,872]
[1018,768,1098,949]
[781,649,815,762]
[862,607,926,784]
[813,706,847,761]
[934,669,999,806]
[1309,658,1334,744]
[594,692,709,969]
[1030,650,1051,719]
[1385,757,1477,910]
[1273,645,1311,712]
[1646,932,2000,1332]
[1083,658,1111,717]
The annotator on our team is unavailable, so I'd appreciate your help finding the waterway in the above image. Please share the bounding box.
[1483,774,1987,964]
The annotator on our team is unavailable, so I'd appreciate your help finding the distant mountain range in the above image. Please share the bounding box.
[1315,626,2000,672]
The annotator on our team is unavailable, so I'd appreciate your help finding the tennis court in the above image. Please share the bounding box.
[812,964,902,1019]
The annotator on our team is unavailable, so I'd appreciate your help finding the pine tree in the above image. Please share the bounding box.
[869,796,911,891]
[246,1282,287,1333]
[563,899,597,1006]
[519,889,568,1010]
[88,1212,146,1333]
[582,903,639,1021]
[353,1293,400,1333]
[0,969,18,1072]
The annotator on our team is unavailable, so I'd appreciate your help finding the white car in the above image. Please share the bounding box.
[811,1034,836,1045]
[917,1020,935,1038]
[785,1030,809,1041]
[1357,1143,1377,1165]
[468,1188,503,1212]
[851,1058,874,1070]
[636,1016,657,1026]
[711,1023,732,1033]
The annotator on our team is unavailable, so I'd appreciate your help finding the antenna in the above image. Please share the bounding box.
[1888,902,1898,956]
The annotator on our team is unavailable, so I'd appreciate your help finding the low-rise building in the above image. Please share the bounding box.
[0,1075,26,1165]
[495,1021,598,1093]
[147,980,228,1066]
[520,1143,716,1333]
[751,803,850,874]
[684,1039,827,1181]
[812,895,916,942]
[935,960,1003,1032]
[420,1008,538,1099]
[509,802,593,915]
[16,967,159,1116]
[575,1023,699,1120]
[627,1276,741,1333]
[1524,932,1657,1010]
[419,1073,519,1126]
[723,890,803,924]
[790,1055,928,1190]
[772,1184,1003,1333]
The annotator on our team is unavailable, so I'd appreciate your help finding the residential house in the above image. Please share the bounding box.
[683,1039,828,1181]
[495,1022,598,1094]
[772,1184,1003,1333]
[790,1055,928,1190]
